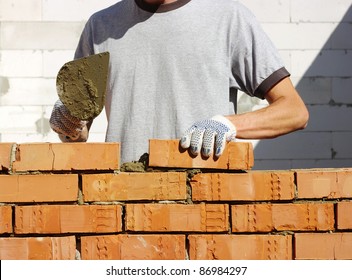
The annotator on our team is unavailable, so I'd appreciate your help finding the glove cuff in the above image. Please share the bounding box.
[211,115,237,131]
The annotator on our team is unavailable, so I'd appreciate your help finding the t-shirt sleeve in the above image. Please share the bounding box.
[230,3,290,99]
[74,19,95,60]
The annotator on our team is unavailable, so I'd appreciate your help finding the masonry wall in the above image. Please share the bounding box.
[1,141,352,260]
[0,0,352,170]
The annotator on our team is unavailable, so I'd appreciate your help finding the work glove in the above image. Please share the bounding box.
[180,115,237,158]
[49,100,88,141]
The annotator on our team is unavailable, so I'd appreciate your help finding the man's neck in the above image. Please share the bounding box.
[142,0,178,4]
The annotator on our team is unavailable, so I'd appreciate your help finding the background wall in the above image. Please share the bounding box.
[0,0,351,169]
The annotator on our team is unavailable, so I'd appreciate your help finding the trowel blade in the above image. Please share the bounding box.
[56,52,109,121]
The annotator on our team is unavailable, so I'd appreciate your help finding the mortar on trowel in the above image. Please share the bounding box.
[56,52,110,124]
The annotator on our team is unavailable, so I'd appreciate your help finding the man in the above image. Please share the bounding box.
[50,0,309,163]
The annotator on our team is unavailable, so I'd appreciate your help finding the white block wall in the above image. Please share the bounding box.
[0,0,351,169]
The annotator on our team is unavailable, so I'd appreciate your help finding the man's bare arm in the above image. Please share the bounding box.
[226,77,309,139]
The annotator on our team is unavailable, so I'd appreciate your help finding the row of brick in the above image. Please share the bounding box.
[1,169,352,203]
[0,140,254,172]
[1,233,352,260]
[1,202,352,234]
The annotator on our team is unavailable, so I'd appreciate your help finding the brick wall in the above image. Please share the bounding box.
[1,140,352,260]
[1,0,352,170]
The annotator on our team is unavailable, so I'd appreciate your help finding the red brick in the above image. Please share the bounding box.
[232,203,334,232]
[11,142,120,172]
[188,234,292,260]
[15,205,122,234]
[82,172,187,202]
[0,206,12,234]
[0,236,76,260]
[149,139,254,170]
[337,201,352,230]
[295,233,352,260]
[296,168,352,199]
[0,143,14,172]
[191,171,295,201]
[0,174,78,203]
[126,203,229,232]
[81,234,185,260]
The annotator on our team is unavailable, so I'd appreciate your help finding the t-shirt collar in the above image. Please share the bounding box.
[135,0,191,13]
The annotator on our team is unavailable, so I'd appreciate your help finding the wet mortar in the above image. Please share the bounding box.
[56,52,109,120]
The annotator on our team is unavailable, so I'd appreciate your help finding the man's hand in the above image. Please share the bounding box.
[180,115,237,157]
[49,100,88,141]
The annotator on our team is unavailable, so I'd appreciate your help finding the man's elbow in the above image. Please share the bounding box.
[295,105,309,131]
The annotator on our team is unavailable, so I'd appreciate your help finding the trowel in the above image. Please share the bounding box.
[56,52,110,121]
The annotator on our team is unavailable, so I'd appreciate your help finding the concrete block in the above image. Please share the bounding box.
[239,0,290,23]
[253,132,332,160]
[0,50,42,77]
[294,159,352,168]
[86,133,106,142]
[43,50,75,78]
[262,23,336,50]
[0,78,56,106]
[333,132,352,159]
[88,109,108,134]
[330,23,352,49]
[291,50,352,77]
[42,0,118,21]
[306,105,352,132]
[332,78,352,104]
[0,0,42,21]
[253,160,292,170]
[0,22,85,50]
[278,50,291,71]
[292,77,332,105]
[0,105,44,133]
[291,159,352,169]
[291,0,352,23]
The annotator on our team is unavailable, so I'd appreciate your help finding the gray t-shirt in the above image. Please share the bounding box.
[75,0,289,163]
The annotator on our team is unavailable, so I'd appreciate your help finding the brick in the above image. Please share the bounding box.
[0,206,12,234]
[231,203,334,232]
[295,233,352,260]
[15,205,122,234]
[188,234,292,260]
[191,171,295,201]
[0,174,78,203]
[0,143,14,172]
[82,172,187,202]
[337,202,352,230]
[126,203,229,232]
[11,143,120,172]
[296,169,352,199]
[148,139,254,170]
[0,236,76,260]
[81,234,185,260]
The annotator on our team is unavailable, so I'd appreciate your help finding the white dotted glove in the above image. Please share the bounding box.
[49,100,88,141]
[180,115,237,157]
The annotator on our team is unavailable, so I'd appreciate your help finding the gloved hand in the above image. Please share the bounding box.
[180,115,237,157]
[49,100,88,141]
